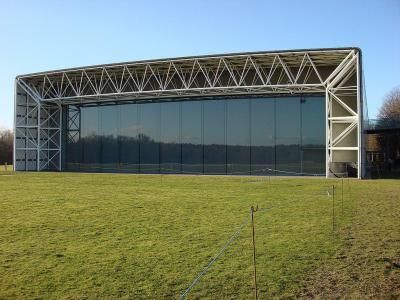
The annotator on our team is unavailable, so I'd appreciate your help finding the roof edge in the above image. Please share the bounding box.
[16,47,361,79]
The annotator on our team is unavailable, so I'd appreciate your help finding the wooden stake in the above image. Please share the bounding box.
[341,178,344,214]
[251,206,258,300]
[332,185,335,232]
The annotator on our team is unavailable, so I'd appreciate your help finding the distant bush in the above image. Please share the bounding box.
[0,129,13,164]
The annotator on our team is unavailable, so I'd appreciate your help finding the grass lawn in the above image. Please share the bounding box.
[0,172,398,299]
[0,164,12,172]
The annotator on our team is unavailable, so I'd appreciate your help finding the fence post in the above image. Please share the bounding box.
[251,206,258,300]
[4,162,7,171]
[332,185,335,232]
[341,178,344,214]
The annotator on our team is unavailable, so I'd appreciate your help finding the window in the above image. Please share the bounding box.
[65,95,326,176]
[160,102,181,173]
[119,103,139,172]
[276,97,301,174]
[100,105,119,171]
[81,106,100,172]
[301,97,326,174]
[181,101,203,173]
[250,98,275,175]
[227,99,250,174]
[139,103,161,173]
[203,100,226,174]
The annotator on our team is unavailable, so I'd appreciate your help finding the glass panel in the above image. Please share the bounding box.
[250,98,275,175]
[226,99,250,175]
[301,97,326,174]
[139,103,160,173]
[66,105,81,171]
[276,97,301,174]
[203,100,226,174]
[81,106,100,172]
[160,102,181,173]
[119,103,139,173]
[100,105,119,172]
[63,95,326,177]
[181,101,203,174]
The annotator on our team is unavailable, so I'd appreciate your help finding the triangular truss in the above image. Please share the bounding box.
[14,48,364,177]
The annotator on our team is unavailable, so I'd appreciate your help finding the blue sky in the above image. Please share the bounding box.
[0,0,399,129]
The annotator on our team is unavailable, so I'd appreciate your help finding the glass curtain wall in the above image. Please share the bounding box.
[65,96,325,175]
[250,99,275,175]
[181,101,202,173]
[119,104,139,172]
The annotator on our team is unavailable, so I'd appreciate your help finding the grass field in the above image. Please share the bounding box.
[0,164,11,172]
[0,172,398,299]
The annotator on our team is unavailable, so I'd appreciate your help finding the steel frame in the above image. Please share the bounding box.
[14,48,364,177]
[14,83,62,171]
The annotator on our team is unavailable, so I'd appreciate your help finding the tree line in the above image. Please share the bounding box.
[0,129,13,165]
[374,85,400,173]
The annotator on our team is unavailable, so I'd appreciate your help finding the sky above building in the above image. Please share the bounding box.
[0,0,399,129]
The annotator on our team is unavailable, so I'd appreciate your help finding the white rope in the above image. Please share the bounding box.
[177,216,250,299]
[66,163,345,177]
[178,205,274,299]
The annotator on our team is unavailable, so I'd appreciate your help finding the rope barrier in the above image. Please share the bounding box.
[178,205,273,300]
[177,216,249,300]
[66,163,348,177]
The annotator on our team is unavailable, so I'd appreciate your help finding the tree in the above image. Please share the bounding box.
[378,86,400,120]
[0,129,13,165]
[377,86,400,171]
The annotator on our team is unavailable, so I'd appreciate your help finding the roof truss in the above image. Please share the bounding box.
[17,49,353,104]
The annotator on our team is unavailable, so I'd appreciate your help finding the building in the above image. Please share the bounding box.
[365,119,400,177]
[14,48,366,178]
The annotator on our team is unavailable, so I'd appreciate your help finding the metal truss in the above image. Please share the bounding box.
[14,84,61,171]
[14,48,364,177]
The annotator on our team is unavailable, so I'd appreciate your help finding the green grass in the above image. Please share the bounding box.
[0,172,398,299]
[0,164,11,172]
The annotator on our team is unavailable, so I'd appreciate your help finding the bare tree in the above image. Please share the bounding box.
[0,129,13,165]
[378,86,400,120]
[376,86,400,171]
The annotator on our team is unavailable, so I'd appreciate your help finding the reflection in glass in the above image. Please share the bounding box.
[139,103,161,173]
[81,106,100,172]
[65,95,326,176]
[301,97,325,174]
[160,102,181,173]
[100,105,119,171]
[119,104,139,172]
[227,99,250,174]
[181,101,203,173]
[203,100,226,174]
[250,98,275,175]
[276,97,301,174]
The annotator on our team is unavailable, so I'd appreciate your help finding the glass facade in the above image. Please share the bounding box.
[65,96,326,175]
[276,98,301,173]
